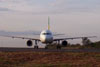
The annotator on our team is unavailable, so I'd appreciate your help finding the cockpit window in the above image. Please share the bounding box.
[42,33,51,35]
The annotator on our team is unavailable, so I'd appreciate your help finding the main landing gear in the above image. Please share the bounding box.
[56,40,61,49]
[34,40,62,49]
[34,40,39,49]
[57,45,61,49]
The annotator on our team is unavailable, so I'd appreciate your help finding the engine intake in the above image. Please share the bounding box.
[27,40,33,46]
[62,41,68,46]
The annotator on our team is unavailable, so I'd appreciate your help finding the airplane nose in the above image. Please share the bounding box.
[45,36,53,43]
[40,34,53,43]
[40,35,47,43]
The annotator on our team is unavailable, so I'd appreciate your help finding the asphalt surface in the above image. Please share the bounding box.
[0,47,100,52]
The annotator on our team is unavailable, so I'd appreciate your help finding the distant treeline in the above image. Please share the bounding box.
[47,41,100,49]
[69,41,100,49]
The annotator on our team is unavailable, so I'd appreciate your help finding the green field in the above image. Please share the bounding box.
[0,52,100,67]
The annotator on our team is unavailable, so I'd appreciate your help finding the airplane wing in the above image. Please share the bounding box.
[0,35,96,41]
[53,36,96,41]
[0,35,40,41]
[53,34,65,36]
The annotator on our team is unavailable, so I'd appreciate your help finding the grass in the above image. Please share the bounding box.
[0,52,100,67]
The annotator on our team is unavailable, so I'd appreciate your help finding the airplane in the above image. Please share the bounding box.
[1,17,96,49]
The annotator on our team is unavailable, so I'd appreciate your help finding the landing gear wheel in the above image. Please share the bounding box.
[57,45,61,49]
[34,46,39,49]
[45,46,48,49]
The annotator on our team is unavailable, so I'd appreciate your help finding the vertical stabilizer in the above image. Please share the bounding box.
[48,17,50,30]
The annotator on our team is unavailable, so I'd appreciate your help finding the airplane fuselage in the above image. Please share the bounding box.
[40,30,53,43]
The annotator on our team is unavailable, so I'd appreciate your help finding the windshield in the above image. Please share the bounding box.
[42,33,51,35]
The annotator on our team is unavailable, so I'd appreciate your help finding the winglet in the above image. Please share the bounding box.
[48,17,50,30]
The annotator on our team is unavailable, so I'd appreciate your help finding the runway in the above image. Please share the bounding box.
[0,47,100,52]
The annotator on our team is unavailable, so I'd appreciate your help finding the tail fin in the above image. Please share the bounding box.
[48,17,50,30]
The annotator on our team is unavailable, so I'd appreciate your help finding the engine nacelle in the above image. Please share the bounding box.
[27,40,33,46]
[62,41,68,46]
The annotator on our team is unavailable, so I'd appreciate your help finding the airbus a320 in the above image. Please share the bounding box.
[2,17,96,49]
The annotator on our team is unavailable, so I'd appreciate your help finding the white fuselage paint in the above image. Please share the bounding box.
[40,30,53,43]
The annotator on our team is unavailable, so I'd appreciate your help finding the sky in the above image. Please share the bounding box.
[0,0,100,47]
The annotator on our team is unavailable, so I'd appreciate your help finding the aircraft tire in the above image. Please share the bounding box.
[45,46,48,49]
[34,46,39,49]
[57,45,61,49]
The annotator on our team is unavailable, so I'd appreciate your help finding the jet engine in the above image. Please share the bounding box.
[27,40,33,46]
[61,41,68,46]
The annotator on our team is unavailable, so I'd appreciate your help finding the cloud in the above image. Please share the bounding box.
[0,30,40,35]
[0,0,100,14]
[0,7,12,11]
[50,0,100,13]
[0,0,50,13]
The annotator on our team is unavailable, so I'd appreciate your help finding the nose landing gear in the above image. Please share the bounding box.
[45,43,49,49]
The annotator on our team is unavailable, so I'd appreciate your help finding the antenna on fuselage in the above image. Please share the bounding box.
[48,17,50,30]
